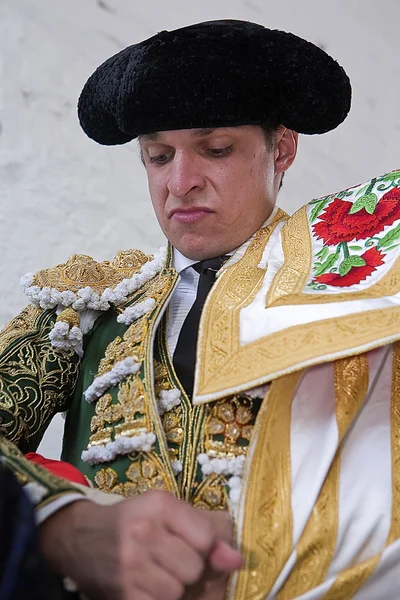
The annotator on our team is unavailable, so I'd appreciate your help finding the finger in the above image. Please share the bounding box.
[120,526,185,600]
[151,531,205,586]
[208,540,243,573]
[163,497,220,557]
[125,591,154,600]
[201,510,234,545]
[132,563,184,600]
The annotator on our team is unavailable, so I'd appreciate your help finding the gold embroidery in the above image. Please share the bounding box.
[192,473,229,511]
[111,249,150,275]
[140,265,182,498]
[97,319,147,377]
[205,397,255,458]
[0,309,80,450]
[94,466,119,491]
[87,377,151,449]
[95,454,173,497]
[155,318,208,503]
[33,250,150,294]
[195,206,400,401]
[277,355,369,599]
[268,206,400,307]
[163,409,184,444]
[234,370,303,600]
[0,435,83,508]
[0,304,42,355]
[116,379,148,435]
[389,342,400,545]
[56,307,80,328]
[266,206,313,307]
[322,557,380,599]
[322,348,400,599]
[196,304,400,402]
[154,361,170,394]
[196,210,287,401]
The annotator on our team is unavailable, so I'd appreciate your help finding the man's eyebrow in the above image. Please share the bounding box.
[140,132,160,141]
[190,128,216,137]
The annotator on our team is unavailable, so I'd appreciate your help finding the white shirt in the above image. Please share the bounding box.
[166,250,200,356]
[167,249,236,355]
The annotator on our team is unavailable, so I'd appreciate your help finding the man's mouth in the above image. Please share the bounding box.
[170,207,213,223]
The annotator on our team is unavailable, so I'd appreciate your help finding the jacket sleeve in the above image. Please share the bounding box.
[0,434,85,512]
[0,304,81,453]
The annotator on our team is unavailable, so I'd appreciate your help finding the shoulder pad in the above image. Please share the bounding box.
[32,249,151,294]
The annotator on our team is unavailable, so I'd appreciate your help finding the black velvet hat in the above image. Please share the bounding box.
[78,19,351,145]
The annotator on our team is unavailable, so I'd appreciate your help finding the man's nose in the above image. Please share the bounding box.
[167,153,205,198]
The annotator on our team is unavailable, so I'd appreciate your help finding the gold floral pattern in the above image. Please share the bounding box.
[205,397,256,458]
[95,454,172,498]
[87,378,150,449]
[192,473,229,511]
[97,319,147,377]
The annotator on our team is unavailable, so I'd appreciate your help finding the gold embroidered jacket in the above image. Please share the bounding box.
[1,169,400,598]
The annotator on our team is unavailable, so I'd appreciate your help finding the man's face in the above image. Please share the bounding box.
[140,125,292,260]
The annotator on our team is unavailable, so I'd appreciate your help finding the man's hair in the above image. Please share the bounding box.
[260,122,285,191]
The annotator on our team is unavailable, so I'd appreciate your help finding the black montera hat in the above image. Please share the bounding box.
[78,19,351,145]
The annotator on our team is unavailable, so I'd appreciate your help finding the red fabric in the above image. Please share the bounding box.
[315,247,385,287]
[313,188,400,245]
[25,452,90,487]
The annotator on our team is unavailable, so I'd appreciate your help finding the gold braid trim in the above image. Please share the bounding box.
[233,370,303,600]
[276,354,369,599]
[0,435,85,510]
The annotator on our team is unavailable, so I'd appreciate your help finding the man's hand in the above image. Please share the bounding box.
[39,491,242,600]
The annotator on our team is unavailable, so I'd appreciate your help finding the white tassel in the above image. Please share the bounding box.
[84,357,140,403]
[81,432,156,465]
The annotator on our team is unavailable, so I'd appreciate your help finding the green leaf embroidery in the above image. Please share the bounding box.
[339,256,366,277]
[356,184,370,198]
[349,245,363,251]
[337,190,354,199]
[380,170,400,183]
[315,246,330,261]
[310,199,330,222]
[377,223,400,248]
[349,193,378,215]
[309,194,331,205]
[314,252,339,277]
[381,244,400,252]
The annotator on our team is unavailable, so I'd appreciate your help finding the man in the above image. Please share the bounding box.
[1,18,399,599]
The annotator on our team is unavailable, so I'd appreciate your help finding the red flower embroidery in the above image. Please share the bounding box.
[315,247,385,287]
[313,188,400,245]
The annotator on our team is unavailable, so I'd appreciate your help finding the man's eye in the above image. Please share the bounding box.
[149,153,171,164]
[206,145,233,157]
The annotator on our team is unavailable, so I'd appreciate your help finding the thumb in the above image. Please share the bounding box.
[208,540,243,573]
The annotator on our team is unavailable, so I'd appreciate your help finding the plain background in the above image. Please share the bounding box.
[0,0,399,457]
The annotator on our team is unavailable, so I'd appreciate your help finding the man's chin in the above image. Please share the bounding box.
[173,238,220,261]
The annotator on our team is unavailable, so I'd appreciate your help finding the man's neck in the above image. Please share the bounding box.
[172,205,280,272]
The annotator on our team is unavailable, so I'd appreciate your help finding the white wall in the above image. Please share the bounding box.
[1,0,399,457]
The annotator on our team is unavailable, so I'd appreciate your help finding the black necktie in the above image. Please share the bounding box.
[173,256,227,398]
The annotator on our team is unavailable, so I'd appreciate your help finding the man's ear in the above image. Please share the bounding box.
[274,127,298,175]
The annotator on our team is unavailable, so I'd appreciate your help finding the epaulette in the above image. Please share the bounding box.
[20,247,167,355]
[28,249,151,295]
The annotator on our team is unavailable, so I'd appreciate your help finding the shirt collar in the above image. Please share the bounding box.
[173,250,198,274]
